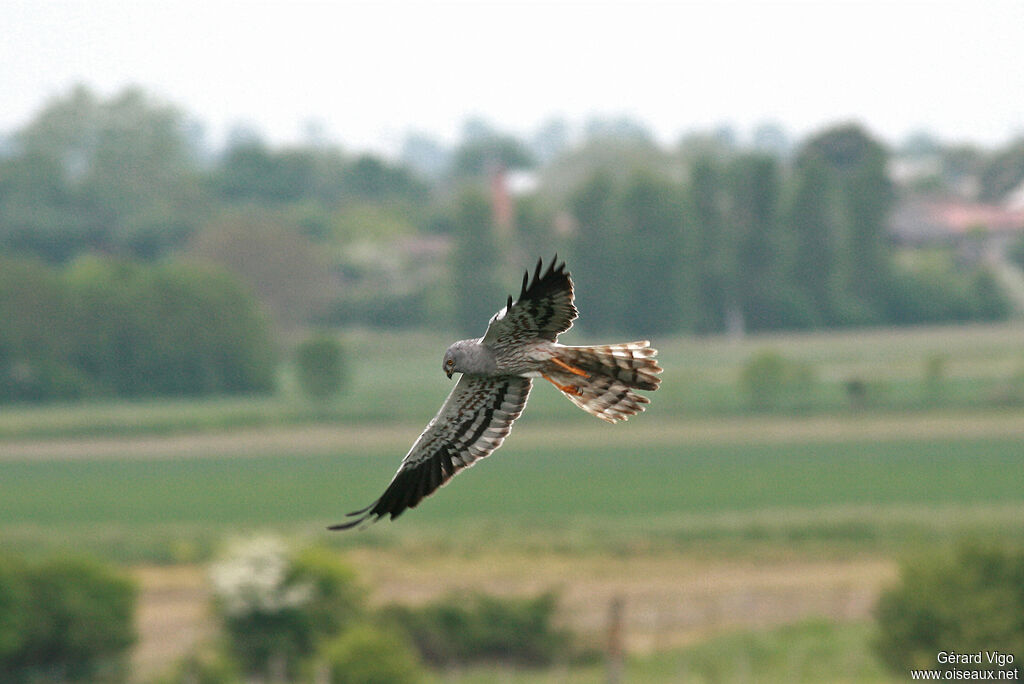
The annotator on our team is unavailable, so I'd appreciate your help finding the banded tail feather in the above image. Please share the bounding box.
[548,341,662,423]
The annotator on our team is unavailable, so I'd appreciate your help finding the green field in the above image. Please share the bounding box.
[3,321,1024,560]
[1,322,1023,440]
[3,421,1023,562]
[3,323,1023,682]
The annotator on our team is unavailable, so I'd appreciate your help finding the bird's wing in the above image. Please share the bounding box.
[481,256,578,345]
[330,375,532,529]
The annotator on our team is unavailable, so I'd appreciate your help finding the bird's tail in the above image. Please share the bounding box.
[547,341,662,423]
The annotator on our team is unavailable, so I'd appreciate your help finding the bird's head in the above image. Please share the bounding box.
[442,348,457,379]
[442,339,479,379]
[442,343,467,379]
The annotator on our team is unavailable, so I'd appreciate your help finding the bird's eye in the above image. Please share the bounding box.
[446,359,454,367]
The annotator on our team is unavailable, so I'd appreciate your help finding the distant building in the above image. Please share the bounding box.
[889,192,1024,259]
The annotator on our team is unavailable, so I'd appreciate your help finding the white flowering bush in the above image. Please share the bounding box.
[209,536,364,679]
[210,536,312,617]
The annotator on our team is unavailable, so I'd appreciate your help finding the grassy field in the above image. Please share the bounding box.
[2,322,1023,681]
[3,423,1024,560]
[1,322,1022,440]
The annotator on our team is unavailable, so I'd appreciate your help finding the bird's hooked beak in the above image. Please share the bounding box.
[445,368,453,379]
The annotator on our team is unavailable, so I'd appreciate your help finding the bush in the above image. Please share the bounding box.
[382,591,571,667]
[296,334,348,399]
[739,349,815,411]
[0,557,28,665]
[875,543,1024,676]
[0,553,136,682]
[153,643,241,684]
[317,624,424,684]
[0,256,276,403]
[210,538,364,680]
[66,258,277,398]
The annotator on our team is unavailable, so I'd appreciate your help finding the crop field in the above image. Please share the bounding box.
[2,322,1023,681]
[3,421,1024,554]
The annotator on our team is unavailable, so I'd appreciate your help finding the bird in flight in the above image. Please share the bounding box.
[331,257,662,530]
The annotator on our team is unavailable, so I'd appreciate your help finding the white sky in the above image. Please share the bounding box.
[4,0,1024,154]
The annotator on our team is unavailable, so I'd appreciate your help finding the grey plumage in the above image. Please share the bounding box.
[331,257,662,530]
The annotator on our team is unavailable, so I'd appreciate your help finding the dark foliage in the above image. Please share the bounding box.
[0,553,136,683]
[381,591,571,668]
[875,543,1024,677]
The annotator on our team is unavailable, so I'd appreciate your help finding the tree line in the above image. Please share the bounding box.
[0,256,273,402]
[0,85,1019,401]
[558,127,1009,337]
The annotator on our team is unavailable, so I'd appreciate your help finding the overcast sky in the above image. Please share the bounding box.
[4,0,1024,154]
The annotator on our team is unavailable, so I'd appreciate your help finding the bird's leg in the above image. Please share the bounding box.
[542,373,584,396]
[550,357,588,377]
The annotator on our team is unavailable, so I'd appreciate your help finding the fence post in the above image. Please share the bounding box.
[607,595,625,684]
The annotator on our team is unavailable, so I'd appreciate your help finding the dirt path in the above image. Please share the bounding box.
[133,565,214,681]
[7,410,1024,462]
[131,552,897,679]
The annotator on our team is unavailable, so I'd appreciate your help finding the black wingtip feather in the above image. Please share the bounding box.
[515,255,568,305]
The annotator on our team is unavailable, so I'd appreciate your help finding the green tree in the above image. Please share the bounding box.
[3,554,137,682]
[875,543,1024,677]
[0,557,28,667]
[798,124,893,323]
[1,84,205,260]
[449,188,504,337]
[785,156,836,326]
[64,258,276,398]
[318,625,424,684]
[211,540,364,680]
[978,137,1024,202]
[728,153,785,331]
[618,170,688,335]
[189,209,335,332]
[216,139,320,203]
[570,171,628,334]
[0,257,87,402]
[382,591,570,667]
[296,335,348,400]
[451,119,533,179]
[688,156,732,334]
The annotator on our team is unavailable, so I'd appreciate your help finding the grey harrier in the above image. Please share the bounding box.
[331,257,662,529]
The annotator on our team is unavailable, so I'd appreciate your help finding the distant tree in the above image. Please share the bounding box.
[400,131,451,179]
[210,540,364,681]
[449,188,505,336]
[64,258,276,398]
[617,170,688,335]
[529,117,571,165]
[450,135,534,179]
[728,153,788,330]
[382,591,570,668]
[0,556,27,667]
[296,335,348,400]
[0,84,205,260]
[1009,232,1024,270]
[189,210,335,332]
[797,124,894,324]
[978,138,1024,202]
[216,139,319,203]
[318,625,424,684]
[785,156,837,325]
[2,554,137,682]
[0,257,86,402]
[342,155,429,203]
[875,543,1024,678]
[688,156,732,333]
[570,172,628,334]
[583,115,655,144]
